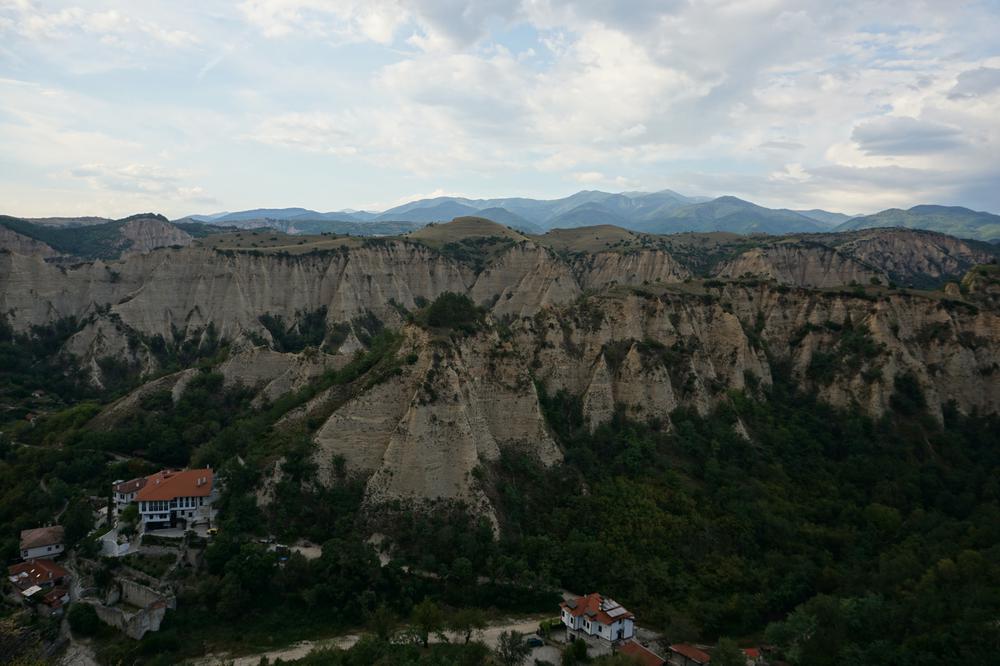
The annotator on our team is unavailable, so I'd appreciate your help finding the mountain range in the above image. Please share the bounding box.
[180,190,1000,241]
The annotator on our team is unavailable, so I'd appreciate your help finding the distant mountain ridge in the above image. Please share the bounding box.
[169,192,1000,241]
[836,205,1000,241]
[181,189,849,235]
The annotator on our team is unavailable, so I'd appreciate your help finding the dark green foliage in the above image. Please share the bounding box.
[258,307,329,352]
[0,215,168,259]
[510,369,1000,662]
[494,630,532,666]
[0,316,96,423]
[67,371,255,466]
[62,498,95,547]
[806,322,884,385]
[68,603,102,637]
[438,236,516,272]
[416,292,484,334]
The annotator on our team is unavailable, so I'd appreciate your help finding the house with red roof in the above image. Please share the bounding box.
[560,592,636,643]
[113,475,149,513]
[128,468,217,531]
[7,559,69,601]
[668,643,711,665]
[619,639,666,666]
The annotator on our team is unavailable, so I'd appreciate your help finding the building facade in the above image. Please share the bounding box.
[113,476,148,513]
[130,468,217,531]
[19,526,64,561]
[560,593,636,643]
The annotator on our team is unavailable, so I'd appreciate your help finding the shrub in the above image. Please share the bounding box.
[68,603,101,637]
[419,292,484,334]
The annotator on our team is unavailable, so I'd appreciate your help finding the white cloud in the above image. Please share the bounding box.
[2,1,1000,214]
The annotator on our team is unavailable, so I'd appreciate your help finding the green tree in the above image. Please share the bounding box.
[411,598,445,648]
[62,499,94,547]
[67,604,101,637]
[448,607,487,644]
[367,604,398,642]
[495,630,532,666]
[713,638,745,666]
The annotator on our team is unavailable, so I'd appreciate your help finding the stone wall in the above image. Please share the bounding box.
[91,579,175,640]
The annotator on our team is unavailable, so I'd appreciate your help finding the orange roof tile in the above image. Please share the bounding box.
[669,644,711,664]
[619,640,665,666]
[560,593,634,625]
[114,476,148,494]
[8,559,68,589]
[135,468,214,501]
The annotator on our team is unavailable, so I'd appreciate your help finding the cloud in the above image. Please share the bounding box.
[66,163,215,203]
[4,4,198,47]
[247,112,360,156]
[948,67,1000,99]
[3,1,1000,215]
[851,117,965,156]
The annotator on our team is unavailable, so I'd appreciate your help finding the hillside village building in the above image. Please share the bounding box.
[113,476,149,513]
[560,593,635,643]
[114,468,216,531]
[19,526,64,560]
[7,559,70,613]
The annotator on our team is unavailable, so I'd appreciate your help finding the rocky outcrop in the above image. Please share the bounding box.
[0,226,57,257]
[306,285,999,519]
[120,218,194,254]
[216,341,342,404]
[575,249,691,289]
[469,242,580,315]
[715,242,886,287]
[0,244,474,339]
[829,229,994,286]
[311,328,561,526]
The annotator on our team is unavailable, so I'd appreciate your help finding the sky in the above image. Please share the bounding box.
[1,0,999,219]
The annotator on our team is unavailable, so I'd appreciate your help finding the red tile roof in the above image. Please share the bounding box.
[560,593,634,625]
[42,586,69,608]
[619,640,665,666]
[135,468,213,501]
[19,526,64,550]
[7,559,68,590]
[669,644,711,664]
[744,647,761,658]
[114,476,148,494]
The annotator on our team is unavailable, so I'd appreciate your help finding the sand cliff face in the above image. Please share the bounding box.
[120,218,194,254]
[716,243,886,287]
[831,229,993,285]
[295,286,998,520]
[14,229,994,523]
[0,226,58,257]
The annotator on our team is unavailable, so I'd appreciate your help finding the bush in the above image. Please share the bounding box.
[419,293,484,334]
[68,603,101,637]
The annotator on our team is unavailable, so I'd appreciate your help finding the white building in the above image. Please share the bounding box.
[131,468,217,531]
[560,593,635,643]
[19,526,64,561]
[113,476,149,513]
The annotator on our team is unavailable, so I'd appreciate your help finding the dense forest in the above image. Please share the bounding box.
[2,295,999,664]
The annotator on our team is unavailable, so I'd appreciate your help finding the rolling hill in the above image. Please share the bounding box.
[836,204,1000,241]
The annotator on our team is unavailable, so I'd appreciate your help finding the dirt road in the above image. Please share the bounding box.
[190,615,548,665]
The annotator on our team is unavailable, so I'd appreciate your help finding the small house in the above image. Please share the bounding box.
[619,639,666,666]
[19,526,64,560]
[669,643,712,666]
[560,592,635,643]
[7,559,69,601]
[113,476,149,513]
